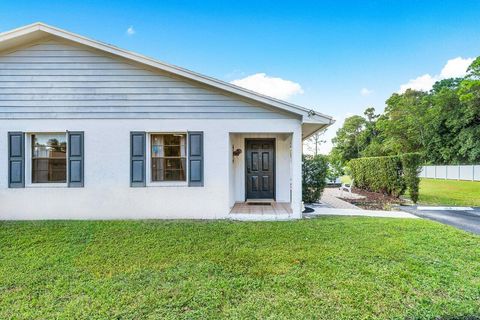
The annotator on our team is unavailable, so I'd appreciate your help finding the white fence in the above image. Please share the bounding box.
[420,165,480,181]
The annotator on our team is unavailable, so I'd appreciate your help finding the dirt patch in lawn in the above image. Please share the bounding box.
[340,187,407,210]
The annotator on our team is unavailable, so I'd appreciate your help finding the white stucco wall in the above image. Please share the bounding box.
[0,118,302,220]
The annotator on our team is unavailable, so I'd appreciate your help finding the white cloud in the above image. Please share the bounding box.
[399,74,437,93]
[360,87,373,96]
[440,57,475,78]
[399,57,474,93]
[126,26,135,36]
[230,73,303,100]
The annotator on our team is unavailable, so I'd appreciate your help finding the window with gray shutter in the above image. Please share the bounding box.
[130,132,146,187]
[8,132,25,188]
[188,131,204,187]
[67,131,84,187]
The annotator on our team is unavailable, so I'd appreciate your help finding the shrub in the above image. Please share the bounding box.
[348,153,422,202]
[302,154,328,203]
[401,153,422,203]
[326,155,344,182]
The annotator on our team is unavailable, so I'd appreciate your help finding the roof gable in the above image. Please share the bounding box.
[0,22,333,126]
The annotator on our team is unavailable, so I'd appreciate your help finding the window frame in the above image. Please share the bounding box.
[146,132,189,187]
[25,132,69,188]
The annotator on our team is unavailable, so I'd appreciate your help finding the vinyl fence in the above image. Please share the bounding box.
[420,165,480,181]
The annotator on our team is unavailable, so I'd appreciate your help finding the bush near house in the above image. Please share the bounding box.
[349,153,422,202]
[302,154,328,203]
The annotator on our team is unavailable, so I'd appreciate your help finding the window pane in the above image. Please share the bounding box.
[32,134,67,183]
[151,135,164,157]
[165,168,185,181]
[32,134,67,158]
[163,135,181,145]
[165,158,184,169]
[151,133,186,182]
[164,146,181,157]
[32,159,67,183]
[151,158,186,181]
[151,158,164,181]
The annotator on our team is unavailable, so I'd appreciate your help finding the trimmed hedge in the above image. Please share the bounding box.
[349,153,422,202]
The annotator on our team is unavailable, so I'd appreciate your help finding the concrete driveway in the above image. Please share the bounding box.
[399,206,480,235]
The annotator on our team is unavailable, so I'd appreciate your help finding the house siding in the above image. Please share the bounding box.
[0,40,295,119]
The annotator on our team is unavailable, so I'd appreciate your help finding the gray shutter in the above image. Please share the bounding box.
[8,132,25,188]
[188,131,204,187]
[130,132,146,187]
[68,131,84,187]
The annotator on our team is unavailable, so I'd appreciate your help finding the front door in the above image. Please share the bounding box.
[245,139,275,199]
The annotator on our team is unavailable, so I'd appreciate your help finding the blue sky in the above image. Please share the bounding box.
[1,0,479,152]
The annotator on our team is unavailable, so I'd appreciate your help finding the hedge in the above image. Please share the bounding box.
[302,154,328,203]
[348,153,422,202]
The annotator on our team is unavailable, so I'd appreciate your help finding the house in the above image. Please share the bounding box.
[0,23,333,220]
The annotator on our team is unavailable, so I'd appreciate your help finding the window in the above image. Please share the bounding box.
[151,134,186,181]
[31,134,67,183]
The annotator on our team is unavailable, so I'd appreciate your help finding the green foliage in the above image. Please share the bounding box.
[326,153,345,181]
[466,56,480,79]
[378,90,431,155]
[349,155,405,197]
[330,115,368,163]
[302,154,328,203]
[349,153,422,202]
[330,56,480,165]
[401,153,422,203]
[1,219,480,319]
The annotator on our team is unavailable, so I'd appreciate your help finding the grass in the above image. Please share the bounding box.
[1,218,480,319]
[418,178,480,206]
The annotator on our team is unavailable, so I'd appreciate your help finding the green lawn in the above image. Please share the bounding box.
[1,219,480,319]
[418,178,480,206]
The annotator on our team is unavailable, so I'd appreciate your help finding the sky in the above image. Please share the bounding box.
[1,0,479,153]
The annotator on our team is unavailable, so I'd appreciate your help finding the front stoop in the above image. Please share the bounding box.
[228,213,297,221]
[228,201,297,221]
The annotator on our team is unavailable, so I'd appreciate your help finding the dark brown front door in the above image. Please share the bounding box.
[245,139,275,199]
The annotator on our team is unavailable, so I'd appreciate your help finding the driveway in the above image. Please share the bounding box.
[399,206,480,235]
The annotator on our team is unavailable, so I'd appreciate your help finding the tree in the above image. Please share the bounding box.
[330,115,367,164]
[466,56,480,79]
[360,107,384,157]
[305,131,326,156]
[330,55,480,165]
[330,108,384,164]
[454,59,480,163]
[376,89,430,155]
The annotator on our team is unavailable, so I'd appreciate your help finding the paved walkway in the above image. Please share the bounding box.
[306,205,418,219]
[319,188,363,210]
[306,188,418,219]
